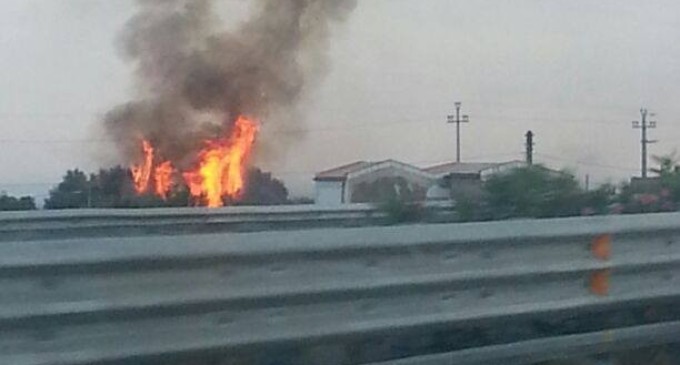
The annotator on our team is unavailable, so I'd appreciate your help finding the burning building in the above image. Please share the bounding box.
[104,0,357,207]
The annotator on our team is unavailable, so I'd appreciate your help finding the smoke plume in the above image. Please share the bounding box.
[104,0,356,169]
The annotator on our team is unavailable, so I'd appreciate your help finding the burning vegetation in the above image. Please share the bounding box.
[104,0,356,207]
[182,116,259,207]
[129,116,258,207]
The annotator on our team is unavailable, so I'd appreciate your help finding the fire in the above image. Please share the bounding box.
[130,140,175,197]
[131,140,154,194]
[183,116,259,207]
[154,161,174,199]
[130,116,259,207]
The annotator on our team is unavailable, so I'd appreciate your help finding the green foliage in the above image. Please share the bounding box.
[654,153,680,204]
[484,165,583,218]
[366,178,428,224]
[45,166,290,209]
[455,196,486,222]
[44,167,175,209]
[379,197,424,224]
[0,193,36,211]
[612,153,680,214]
[579,183,617,215]
[238,168,289,205]
[44,169,91,209]
[88,166,135,208]
[650,152,680,176]
[351,177,426,203]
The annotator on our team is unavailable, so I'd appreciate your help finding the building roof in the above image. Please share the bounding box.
[350,159,435,182]
[314,159,434,182]
[314,161,375,181]
[315,160,524,182]
[424,162,507,176]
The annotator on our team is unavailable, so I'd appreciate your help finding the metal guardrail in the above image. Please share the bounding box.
[0,203,454,242]
[373,320,680,365]
[2,212,680,364]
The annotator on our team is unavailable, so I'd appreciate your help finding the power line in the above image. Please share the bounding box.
[3,110,680,146]
[536,153,638,172]
[0,117,448,145]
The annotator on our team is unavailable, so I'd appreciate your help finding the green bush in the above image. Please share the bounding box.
[378,197,424,224]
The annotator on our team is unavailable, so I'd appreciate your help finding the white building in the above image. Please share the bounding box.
[314,160,435,206]
[314,159,526,205]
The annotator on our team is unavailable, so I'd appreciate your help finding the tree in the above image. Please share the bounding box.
[89,166,133,208]
[484,165,583,218]
[45,166,181,209]
[651,152,680,204]
[44,169,91,209]
[613,152,680,214]
[87,166,178,208]
[580,183,617,215]
[238,168,289,205]
[46,166,289,209]
[0,192,36,211]
[650,152,680,176]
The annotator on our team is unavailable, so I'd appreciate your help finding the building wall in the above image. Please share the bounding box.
[314,180,345,206]
[426,179,451,201]
[346,164,433,203]
[349,176,429,203]
[449,176,484,201]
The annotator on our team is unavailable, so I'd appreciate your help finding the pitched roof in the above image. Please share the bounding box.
[315,160,522,182]
[425,162,504,176]
[314,159,434,182]
[349,159,435,181]
[314,161,375,181]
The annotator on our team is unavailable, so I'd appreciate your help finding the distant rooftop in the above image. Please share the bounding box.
[425,162,509,176]
[314,161,375,181]
[315,160,524,182]
[315,159,433,181]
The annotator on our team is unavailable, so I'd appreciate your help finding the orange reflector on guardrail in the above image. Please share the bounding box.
[591,234,612,261]
[590,269,611,296]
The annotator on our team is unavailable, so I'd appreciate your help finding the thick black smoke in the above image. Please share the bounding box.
[104,0,356,168]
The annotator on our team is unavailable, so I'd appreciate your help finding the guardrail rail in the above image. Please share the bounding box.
[0,203,454,242]
[2,212,680,364]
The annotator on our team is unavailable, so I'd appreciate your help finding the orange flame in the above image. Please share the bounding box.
[130,116,258,207]
[131,140,154,194]
[183,116,259,207]
[154,161,174,199]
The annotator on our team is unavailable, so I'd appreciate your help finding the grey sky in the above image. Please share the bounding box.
[1,1,680,199]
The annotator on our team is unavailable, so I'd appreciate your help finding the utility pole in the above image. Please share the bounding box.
[447,102,470,163]
[632,108,657,179]
[525,130,534,166]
